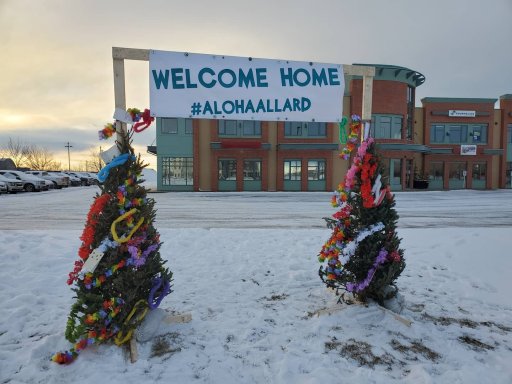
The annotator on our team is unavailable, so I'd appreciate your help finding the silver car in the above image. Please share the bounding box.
[0,174,24,193]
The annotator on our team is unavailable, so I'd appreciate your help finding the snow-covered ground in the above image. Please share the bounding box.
[1,188,511,383]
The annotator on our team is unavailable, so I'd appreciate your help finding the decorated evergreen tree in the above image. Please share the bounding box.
[52,110,172,364]
[318,116,405,303]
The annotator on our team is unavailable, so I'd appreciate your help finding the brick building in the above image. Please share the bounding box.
[149,64,512,192]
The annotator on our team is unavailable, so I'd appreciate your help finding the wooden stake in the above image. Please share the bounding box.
[163,312,192,324]
[129,337,138,363]
[312,302,412,327]
[128,311,192,363]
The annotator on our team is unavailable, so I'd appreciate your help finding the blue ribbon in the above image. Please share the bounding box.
[97,153,135,182]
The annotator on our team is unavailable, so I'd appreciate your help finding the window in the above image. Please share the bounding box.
[284,160,301,180]
[429,124,488,144]
[308,160,325,180]
[184,119,193,134]
[472,162,487,180]
[508,124,512,144]
[431,125,445,143]
[448,125,468,143]
[284,122,303,136]
[218,120,237,136]
[243,160,261,180]
[430,162,443,180]
[218,120,261,136]
[371,115,402,139]
[448,162,466,180]
[307,122,327,137]
[162,119,178,134]
[162,157,193,186]
[390,159,401,183]
[161,118,193,134]
[406,86,415,139]
[242,121,261,136]
[506,161,512,188]
[284,122,327,137]
[470,124,487,143]
[218,159,237,180]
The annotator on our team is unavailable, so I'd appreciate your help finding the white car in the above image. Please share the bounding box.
[0,180,7,194]
[26,171,68,189]
[0,170,48,192]
[0,174,24,193]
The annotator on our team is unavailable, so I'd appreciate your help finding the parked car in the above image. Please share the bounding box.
[85,172,100,185]
[64,171,94,186]
[52,172,80,186]
[26,170,68,189]
[64,172,90,185]
[0,180,7,194]
[0,170,48,192]
[0,174,24,193]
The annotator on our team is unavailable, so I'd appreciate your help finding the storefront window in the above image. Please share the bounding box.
[308,160,325,180]
[284,160,301,180]
[429,162,444,190]
[506,162,512,189]
[448,162,467,189]
[218,159,237,180]
[162,157,193,185]
[390,159,401,188]
[244,160,261,180]
[472,162,487,189]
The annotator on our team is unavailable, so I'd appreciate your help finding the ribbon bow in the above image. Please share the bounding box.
[132,109,154,133]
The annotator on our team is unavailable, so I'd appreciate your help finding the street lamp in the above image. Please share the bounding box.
[65,142,72,171]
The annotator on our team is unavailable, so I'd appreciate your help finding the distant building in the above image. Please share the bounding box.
[0,158,16,170]
[148,64,512,191]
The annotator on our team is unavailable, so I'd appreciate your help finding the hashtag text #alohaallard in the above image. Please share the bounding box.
[190,97,311,116]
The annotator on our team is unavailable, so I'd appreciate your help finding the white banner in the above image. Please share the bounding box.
[149,50,344,122]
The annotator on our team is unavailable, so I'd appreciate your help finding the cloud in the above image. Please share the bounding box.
[0,0,510,169]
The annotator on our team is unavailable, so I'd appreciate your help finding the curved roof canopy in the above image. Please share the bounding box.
[351,63,425,88]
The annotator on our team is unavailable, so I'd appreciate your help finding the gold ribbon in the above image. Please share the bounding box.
[110,208,144,243]
[114,299,149,346]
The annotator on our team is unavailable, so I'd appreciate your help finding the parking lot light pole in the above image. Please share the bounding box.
[65,142,72,171]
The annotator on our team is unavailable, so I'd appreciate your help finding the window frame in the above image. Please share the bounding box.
[283,159,302,181]
[307,159,326,181]
[161,157,193,186]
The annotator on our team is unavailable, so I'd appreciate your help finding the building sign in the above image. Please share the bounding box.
[149,50,344,122]
[461,145,477,155]
[449,110,476,117]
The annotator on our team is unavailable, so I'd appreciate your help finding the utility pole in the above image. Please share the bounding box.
[65,142,72,171]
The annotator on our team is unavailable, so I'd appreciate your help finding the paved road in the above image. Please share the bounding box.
[1,187,511,230]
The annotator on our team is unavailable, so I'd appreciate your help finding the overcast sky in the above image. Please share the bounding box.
[1,0,511,169]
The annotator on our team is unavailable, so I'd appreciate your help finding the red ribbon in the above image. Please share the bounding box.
[132,109,154,133]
